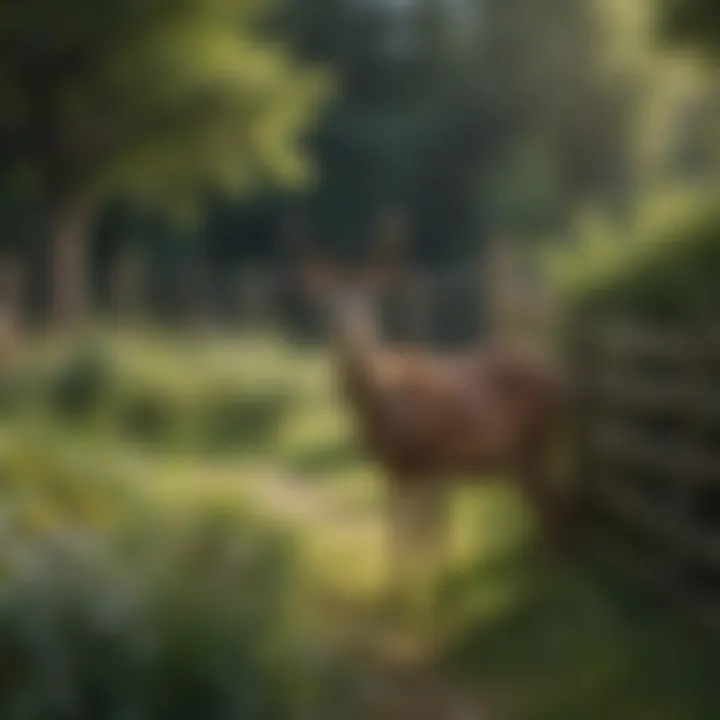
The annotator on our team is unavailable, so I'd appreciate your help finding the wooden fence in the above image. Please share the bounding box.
[570,321,720,629]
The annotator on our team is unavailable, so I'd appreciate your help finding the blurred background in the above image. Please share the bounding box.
[0,0,719,718]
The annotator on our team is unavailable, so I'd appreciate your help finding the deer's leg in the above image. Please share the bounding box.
[414,481,449,590]
[385,479,445,615]
[386,479,417,612]
[516,447,570,556]
[412,480,451,636]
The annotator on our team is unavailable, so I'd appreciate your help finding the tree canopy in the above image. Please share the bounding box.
[1,0,718,326]
[0,0,330,324]
[0,0,329,210]
[263,0,647,260]
[660,0,720,56]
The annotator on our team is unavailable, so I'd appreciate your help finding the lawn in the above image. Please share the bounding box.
[0,328,718,719]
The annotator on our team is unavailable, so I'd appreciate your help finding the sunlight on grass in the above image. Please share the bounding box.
[1,331,720,719]
[277,401,359,472]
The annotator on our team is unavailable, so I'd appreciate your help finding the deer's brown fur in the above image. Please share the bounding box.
[338,343,563,481]
[295,230,571,607]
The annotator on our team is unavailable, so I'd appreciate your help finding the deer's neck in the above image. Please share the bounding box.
[335,325,375,375]
[332,316,383,408]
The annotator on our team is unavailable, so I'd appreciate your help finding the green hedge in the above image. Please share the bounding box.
[544,189,720,323]
[575,206,720,322]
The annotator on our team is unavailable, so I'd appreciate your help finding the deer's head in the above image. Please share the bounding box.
[291,211,409,347]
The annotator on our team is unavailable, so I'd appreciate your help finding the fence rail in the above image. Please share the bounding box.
[577,375,720,412]
[583,322,720,359]
[591,426,720,481]
[572,320,720,630]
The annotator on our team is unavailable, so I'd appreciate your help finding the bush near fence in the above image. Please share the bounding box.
[558,192,720,628]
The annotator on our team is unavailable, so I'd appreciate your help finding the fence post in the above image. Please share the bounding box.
[669,327,709,617]
[565,315,593,544]
[565,320,720,628]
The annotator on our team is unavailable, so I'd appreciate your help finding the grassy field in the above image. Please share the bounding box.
[0,328,719,719]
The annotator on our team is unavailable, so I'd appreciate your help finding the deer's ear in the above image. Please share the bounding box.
[298,258,335,298]
[363,262,396,293]
[365,208,410,290]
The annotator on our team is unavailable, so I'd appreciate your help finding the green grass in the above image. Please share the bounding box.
[0,434,358,719]
[442,545,720,720]
[0,333,367,719]
[0,329,719,719]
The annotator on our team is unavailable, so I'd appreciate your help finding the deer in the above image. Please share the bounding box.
[292,216,572,617]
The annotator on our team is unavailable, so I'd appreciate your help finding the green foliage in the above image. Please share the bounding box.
[660,0,720,56]
[265,0,638,258]
[0,430,355,720]
[544,186,720,321]
[200,388,295,453]
[445,551,720,720]
[0,0,331,214]
[2,332,720,719]
[7,334,298,453]
[46,340,115,419]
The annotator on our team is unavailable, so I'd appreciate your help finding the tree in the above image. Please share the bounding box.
[271,0,646,261]
[594,0,720,201]
[0,0,329,328]
[274,0,495,260]
[660,0,720,56]
[656,0,720,178]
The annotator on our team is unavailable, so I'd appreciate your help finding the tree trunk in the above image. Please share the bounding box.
[47,195,94,332]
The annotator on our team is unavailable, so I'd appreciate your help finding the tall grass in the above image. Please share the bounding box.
[0,334,362,719]
[2,330,720,719]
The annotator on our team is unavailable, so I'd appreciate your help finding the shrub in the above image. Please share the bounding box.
[0,367,31,419]
[45,340,116,422]
[0,335,300,455]
[198,387,296,454]
[0,439,357,720]
[115,387,187,446]
[545,187,720,322]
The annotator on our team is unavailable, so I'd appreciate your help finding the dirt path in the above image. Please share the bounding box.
[248,472,380,536]
[245,470,495,720]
